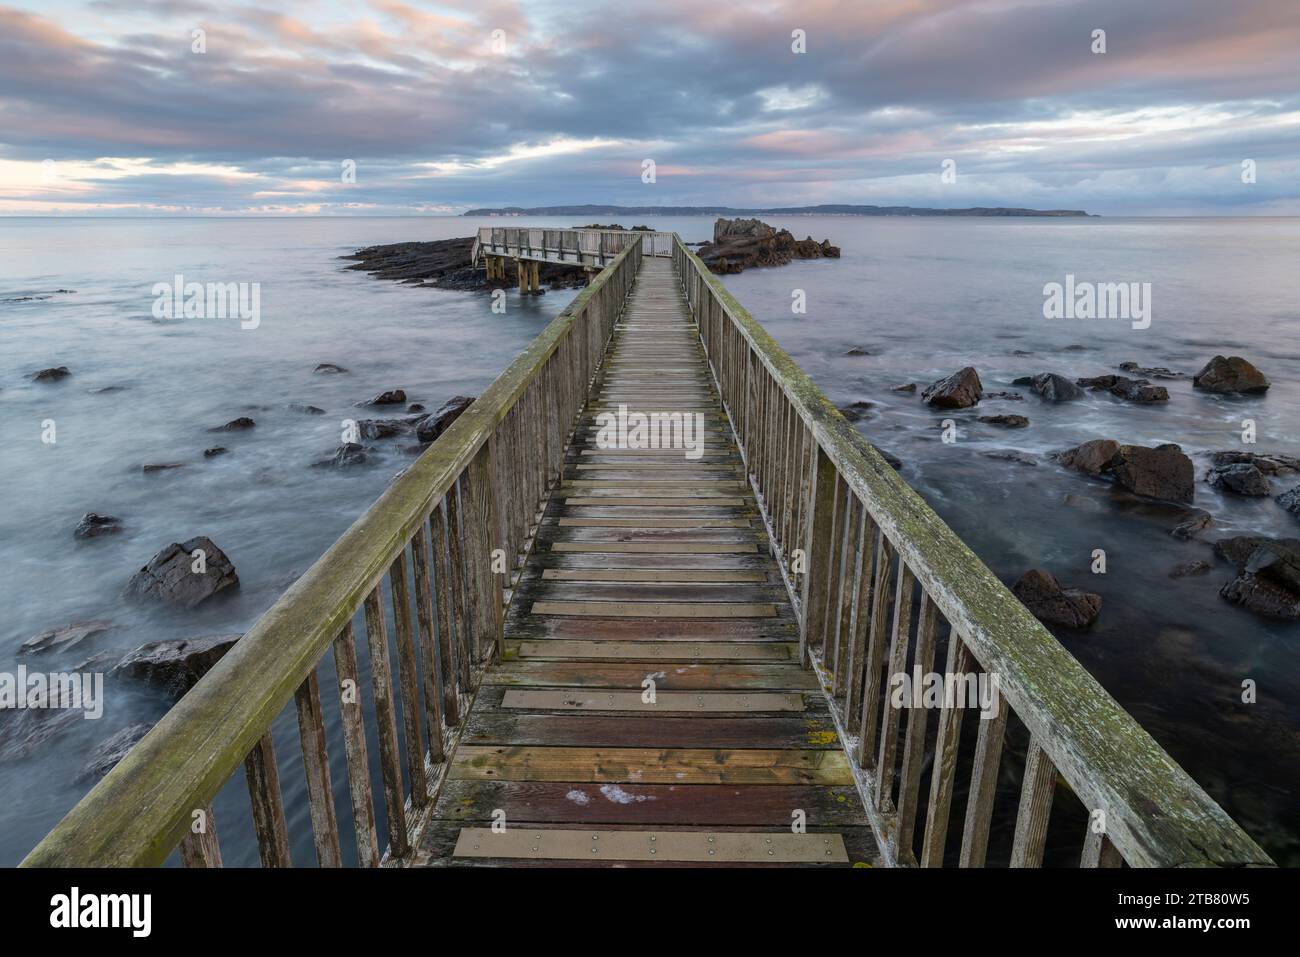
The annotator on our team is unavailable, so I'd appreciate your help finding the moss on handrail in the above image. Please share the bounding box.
[21,241,641,869]
[673,237,1272,868]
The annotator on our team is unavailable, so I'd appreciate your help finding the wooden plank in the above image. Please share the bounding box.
[293,669,343,867]
[1081,829,1124,868]
[463,712,839,749]
[530,601,777,618]
[499,689,804,712]
[388,552,428,808]
[364,586,410,857]
[452,827,849,863]
[487,661,817,690]
[550,542,756,554]
[450,746,855,785]
[332,623,380,867]
[513,640,798,660]
[959,691,1008,868]
[541,568,766,583]
[243,732,291,868]
[919,634,973,867]
[557,517,750,528]
[875,561,916,811]
[1010,736,1057,868]
[895,591,940,856]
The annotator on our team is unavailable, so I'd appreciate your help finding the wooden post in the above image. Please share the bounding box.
[530,260,540,293]
[516,258,525,295]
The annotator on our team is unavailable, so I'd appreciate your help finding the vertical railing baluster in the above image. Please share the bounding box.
[363,585,410,858]
[1081,828,1123,868]
[831,492,858,696]
[1011,737,1057,868]
[959,690,1008,867]
[920,633,974,866]
[410,523,446,761]
[445,480,472,689]
[843,509,877,725]
[895,591,940,854]
[800,447,837,665]
[856,531,894,767]
[178,804,222,868]
[332,622,380,867]
[244,731,291,867]
[875,562,916,810]
[294,668,343,867]
[820,476,847,661]
[388,551,428,807]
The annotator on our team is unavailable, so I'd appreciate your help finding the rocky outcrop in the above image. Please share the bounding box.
[1170,560,1212,578]
[18,619,112,657]
[1014,373,1084,402]
[0,705,81,764]
[76,723,153,783]
[124,536,239,607]
[1075,374,1169,403]
[415,395,475,443]
[696,218,840,274]
[978,414,1029,428]
[207,416,255,432]
[1119,361,1186,380]
[74,513,122,539]
[111,634,241,698]
[1108,444,1195,503]
[837,401,874,422]
[921,367,982,408]
[315,442,371,469]
[1193,355,1270,394]
[356,419,411,440]
[1205,462,1272,497]
[1012,569,1102,628]
[1053,439,1120,476]
[344,238,587,291]
[289,403,325,415]
[1217,538,1300,619]
[1170,508,1214,540]
[313,363,348,374]
[1210,451,1300,475]
[1278,486,1300,517]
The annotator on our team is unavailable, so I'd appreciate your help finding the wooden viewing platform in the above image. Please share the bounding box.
[23,235,1273,869]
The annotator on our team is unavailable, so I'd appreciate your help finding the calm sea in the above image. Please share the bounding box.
[1,215,1297,865]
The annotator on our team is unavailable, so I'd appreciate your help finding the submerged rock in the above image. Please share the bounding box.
[1170,508,1214,540]
[76,723,154,783]
[1206,462,1272,497]
[124,536,239,607]
[1278,486,1300,517]
[142,462,185,474]
[981,449,1038,466]
[207,416,255,432]
[1170,560,1213,578]
[415,395,475,443]
[978,414,1029,428]
[1218,538,1300,619]
[289,403,326,415]
[74,513,122,540]
[357,418,412,440]
[844,347,872,356]
[1012,569,1102,628]
[1076,374,1169,403]
[921,367,982,408]
[1193,355,1270,394]
[0,706,81,764]
[203,447,227,458]
[359,389,407,407]
[1210,451,1300,475]
[890,383,917,393]
[315,442,371,469]
[837,401,874,422]
[111,634,241,698]
[30,366,71,382]
[313,363,348,374]
[1119,361,1186,380]
[1015,373,1084,402]
[872,446,903,470]
[18,619,113,657]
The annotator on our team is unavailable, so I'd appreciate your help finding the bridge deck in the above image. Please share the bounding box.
[412,256,881,866]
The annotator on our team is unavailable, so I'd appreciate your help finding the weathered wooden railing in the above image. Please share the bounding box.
[672,236,1272,868]
[475,226,673,267]
[22,240,643,868]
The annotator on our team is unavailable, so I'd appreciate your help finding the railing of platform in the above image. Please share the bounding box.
[476,226,673,262]
[22,241,644,868]
[672,234,1272,868]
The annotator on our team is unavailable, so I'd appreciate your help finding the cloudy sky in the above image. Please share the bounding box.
[2,0,1298,216]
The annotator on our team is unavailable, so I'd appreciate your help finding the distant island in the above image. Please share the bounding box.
[462,203,1095,218]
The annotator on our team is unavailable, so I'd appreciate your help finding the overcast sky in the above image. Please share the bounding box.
[2,0,1298,216]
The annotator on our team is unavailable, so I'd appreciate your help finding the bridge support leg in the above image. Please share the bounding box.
[530,260,540,294]
[516,258,526,295]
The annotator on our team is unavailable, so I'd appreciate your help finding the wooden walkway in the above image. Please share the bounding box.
[413,256,880,866]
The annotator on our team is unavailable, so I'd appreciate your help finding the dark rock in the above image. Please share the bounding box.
[359,389,407,407]
[74,649,125,672]
[871,446,902,470]
[18,618,112,657]
[1016,373,1085,402]
[1210,451,1300,475]
[124,536,239,607]
[142,462,185,474]
[1170,560,1212,578]
[1119,361,1186,380]
[921,367,982,409]
[1012,569,1102,628]
[1278,486,1300,517]
[0,706,81,764]
[1220,575,1300,619]
[983,391,1024,401]
[343,238,589,292]
[315,442,371,469]
[289,403,326,415]
[76,723,154,783]
[415,395,475,443]
[1206,463,1272,497]
[981,449,1037,466]
[1077,375,1168,403]
[1214,536,1281,567]
[203,447,227,458]
[111,634,241,698]
[1193,355,1270,394]
[890,383,917,393]
[1218,539,1300,618]
[313,363,348,374]
[207,416,255,432]
[978,414,1029,428]
[696,218,840,275]
[89,386,127,394]
[357,418,412,440]
[74,513,122,539]
[845,348,872,356]
[30,366,71,382]
[1109,444,1195,503]
[1053,439,1120,476]
[407,403,426,413]
[1170,508,1214,540]
[837,401,874,422]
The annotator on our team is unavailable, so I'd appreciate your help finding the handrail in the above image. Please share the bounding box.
[672,235,1272,868]
[23,239,643,868]
[475,226,674,263]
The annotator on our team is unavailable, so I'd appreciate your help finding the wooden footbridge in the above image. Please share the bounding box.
[24,236,1272,868]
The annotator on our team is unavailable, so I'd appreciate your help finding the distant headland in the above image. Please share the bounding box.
[462,203,1095,218]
